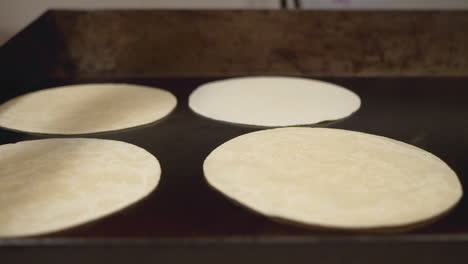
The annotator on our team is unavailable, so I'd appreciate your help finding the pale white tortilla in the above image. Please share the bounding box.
[189,77,360,127]
[204,127,463,229]
[0,83,177,134]
[0,138,160,237]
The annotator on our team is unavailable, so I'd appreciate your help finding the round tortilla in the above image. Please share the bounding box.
[189,76,360,127]
[204,127,462,229]
[0,138,160,237]
[0,83,177,134]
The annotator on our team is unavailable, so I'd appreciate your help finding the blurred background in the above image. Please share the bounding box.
[1,0,468,45]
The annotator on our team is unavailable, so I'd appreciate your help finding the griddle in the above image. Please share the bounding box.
[1,10,468,264]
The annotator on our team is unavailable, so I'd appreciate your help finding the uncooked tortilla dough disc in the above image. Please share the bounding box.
[0,83,177,134]
[189,76,361,127]
[0,138,160,237]
[204,127,463,229]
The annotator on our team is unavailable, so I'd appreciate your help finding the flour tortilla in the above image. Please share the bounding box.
[0,138,160,237]
[0,83,177,134]
[204,127,462,229]
[189,77,360,127]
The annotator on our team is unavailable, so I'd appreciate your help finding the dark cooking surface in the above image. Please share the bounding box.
[0,77,467,239]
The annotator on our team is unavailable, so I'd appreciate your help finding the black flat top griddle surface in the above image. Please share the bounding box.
[0,77,467,240]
